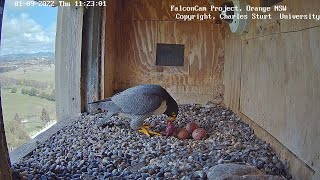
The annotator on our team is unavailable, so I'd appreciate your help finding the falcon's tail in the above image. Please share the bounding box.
[89,98,113,111]
[89,98,122,113]
[97,111,114,127]
[88,97,112,104]
[89,98,123,127]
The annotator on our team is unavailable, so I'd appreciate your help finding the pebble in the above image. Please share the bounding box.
[164,172,172,178]
[11,104,291,179]
[156,171,164,177]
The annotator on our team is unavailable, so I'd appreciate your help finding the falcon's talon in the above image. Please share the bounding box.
[139,125,161,137]
[139,128,150,137]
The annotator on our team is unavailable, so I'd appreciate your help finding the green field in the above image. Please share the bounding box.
[2,88,56,117]
[6,84,54,95]
[1,89,56,134]
[1,67,55,83]
[0,63,56,151]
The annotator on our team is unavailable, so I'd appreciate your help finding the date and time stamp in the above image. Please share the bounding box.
[12,1,320,21]
[14,0,107,7]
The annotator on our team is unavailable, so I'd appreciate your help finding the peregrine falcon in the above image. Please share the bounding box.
[89,84,178,137]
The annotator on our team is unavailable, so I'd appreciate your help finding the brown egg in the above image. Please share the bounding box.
[173,127,183,137]
[192,128,207,140]
[186,122,199,133]
[177,128,190,140]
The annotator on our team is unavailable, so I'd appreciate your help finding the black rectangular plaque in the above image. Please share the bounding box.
[156,43,184,66]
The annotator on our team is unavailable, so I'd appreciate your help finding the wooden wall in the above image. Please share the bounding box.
[224,0,320,179]
[55,6,83,120]
[104,0,225,104]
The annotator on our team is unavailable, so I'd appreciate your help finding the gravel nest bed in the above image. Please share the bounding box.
[12,104,291,180]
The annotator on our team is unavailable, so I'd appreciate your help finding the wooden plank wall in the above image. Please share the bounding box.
[105,0,225,104]
[224,0,320,179]
[81,6,103,109]
[55,7,83,120]
[223,32,242,113]
[104,0,118,98]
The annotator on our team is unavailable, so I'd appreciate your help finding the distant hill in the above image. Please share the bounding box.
[0,52,55,61]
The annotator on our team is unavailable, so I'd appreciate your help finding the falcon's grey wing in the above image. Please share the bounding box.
[118,84,166,96]
[112,92,163,115]
[89,84,169,128]
[96,100,122,112]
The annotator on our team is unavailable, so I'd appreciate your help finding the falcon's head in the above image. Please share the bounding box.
[164,100,179,121]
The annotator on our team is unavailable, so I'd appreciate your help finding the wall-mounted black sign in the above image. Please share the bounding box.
[156,43,184,66]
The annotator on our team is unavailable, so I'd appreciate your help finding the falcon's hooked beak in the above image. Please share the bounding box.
[168,113,176,121]
[168,116,176,121]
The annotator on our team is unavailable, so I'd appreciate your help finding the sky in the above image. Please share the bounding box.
[0,0,57,55]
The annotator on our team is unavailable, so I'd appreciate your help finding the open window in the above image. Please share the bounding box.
[0,0,57,152]
[0,0,105,165]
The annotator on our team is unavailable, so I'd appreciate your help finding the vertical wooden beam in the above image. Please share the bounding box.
[223,30,242,113]
[56,5,105,116]
[81,6,104,111]
[55,6,83,120]
[104,1,118,98]
[100,6,106,99]
[0,87,12,180]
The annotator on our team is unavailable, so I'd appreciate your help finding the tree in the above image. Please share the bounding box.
[21,88,28,95]
[14,113,21,124]
[51,88,55,101]
[40,108,50,124]
[11,87,17,93]
[4,120,31,151]
[39,92,47,99]
[48,93,55,101]
[29,88,39,96]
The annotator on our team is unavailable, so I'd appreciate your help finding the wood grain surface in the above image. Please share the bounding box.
[224,0,320,178]
[104,0,225,104]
